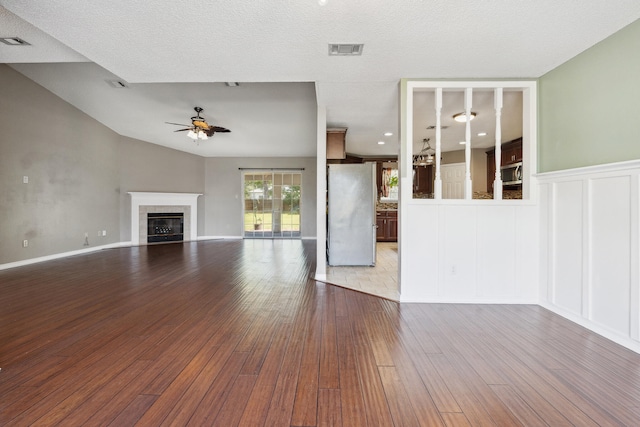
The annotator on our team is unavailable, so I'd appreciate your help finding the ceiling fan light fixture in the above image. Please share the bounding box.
[453,112,476,123]
[167,106,231,143]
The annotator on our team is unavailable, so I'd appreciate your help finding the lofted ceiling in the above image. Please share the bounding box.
[1,1,640,158]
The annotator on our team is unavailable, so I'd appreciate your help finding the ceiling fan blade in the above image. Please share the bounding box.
[211,126,231,133]
[165,122,192,126]
[174,128,192,132]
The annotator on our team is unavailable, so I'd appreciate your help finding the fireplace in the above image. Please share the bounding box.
[128,192,201,246]
[147,213,184,243]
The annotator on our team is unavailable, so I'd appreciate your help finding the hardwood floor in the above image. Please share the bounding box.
[1,239,640,426]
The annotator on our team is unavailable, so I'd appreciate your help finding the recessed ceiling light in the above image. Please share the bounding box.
[225,82,239,87]
[453,112,476,123]
[459,141,467,145]
[0,37,30,46]
[378,141,385,145]
[384,132,393,136]
[106,79,129,88]
[477,132,487,136]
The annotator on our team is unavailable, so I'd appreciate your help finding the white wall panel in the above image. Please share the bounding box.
[400,202,538,303]
[477,206,516,298]
[515,205,541,302]
[553,180,584,315]
[538,160,640,354]
[440,206,477,297]
[402,206,440,300]
[589,176,631,335]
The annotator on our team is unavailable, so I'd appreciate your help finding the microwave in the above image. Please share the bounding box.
[501,162,522,185]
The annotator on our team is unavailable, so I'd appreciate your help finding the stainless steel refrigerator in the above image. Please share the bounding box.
[328,163,377,266]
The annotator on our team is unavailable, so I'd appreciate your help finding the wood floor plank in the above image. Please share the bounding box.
[107,394,158,427]
[184,351,249,426]
[263,305,310,426]
[318,388,342,427]
[2,240,640,426]
[335,312,368,426]
[440,412,472,427]
[237,320,294,426]
[59,359,151,426]
[489,384,547,427]
[378,366,421,426]
[319,286,340,390]
[347,297,396,426]
[290,293,323,426]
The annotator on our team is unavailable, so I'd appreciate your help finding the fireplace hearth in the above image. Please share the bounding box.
[147,213,184,243]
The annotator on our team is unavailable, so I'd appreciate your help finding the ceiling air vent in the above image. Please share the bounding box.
[106,79,129,89]
[328,44,364,56]
[0,37,30,46]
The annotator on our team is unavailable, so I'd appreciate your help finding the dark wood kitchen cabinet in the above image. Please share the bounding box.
[501,137,523,164]
[376,210,397,242]
[486,137,523,192]
[413,165,433,195]
[326,128,347,160]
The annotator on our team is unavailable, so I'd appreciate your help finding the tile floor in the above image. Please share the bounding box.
[321,242,399,301]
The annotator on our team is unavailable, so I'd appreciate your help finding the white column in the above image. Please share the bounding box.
[434,88,443,199]
[464,88,473,199]
[493,88,503,200]
[315,105,327,279]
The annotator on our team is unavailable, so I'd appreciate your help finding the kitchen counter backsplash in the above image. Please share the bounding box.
[378,190,522,207]
[376,202,398,210]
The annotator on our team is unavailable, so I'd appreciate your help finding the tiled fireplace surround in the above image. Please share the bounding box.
[129,192,201,246]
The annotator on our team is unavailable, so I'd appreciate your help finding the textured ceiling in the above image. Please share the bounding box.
[2,1,640,157]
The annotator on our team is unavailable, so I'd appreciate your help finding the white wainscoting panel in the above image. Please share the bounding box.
[589,175,631,335]
[403,206,440,299]
[538,160,640,353]
[553,180,585,315]
[440,205,477,297]
[476,206,516,298]
[401,202,539,303]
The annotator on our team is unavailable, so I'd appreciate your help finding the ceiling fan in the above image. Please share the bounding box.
[166,106,231,141]
[413,138,435,166]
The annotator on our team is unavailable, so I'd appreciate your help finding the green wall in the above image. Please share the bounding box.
[539,19,640,172]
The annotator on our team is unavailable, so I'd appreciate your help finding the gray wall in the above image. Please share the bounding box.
[0,64,121,264]
[204,157,317,238]
[119,136,205,241]
[539,18,640,172]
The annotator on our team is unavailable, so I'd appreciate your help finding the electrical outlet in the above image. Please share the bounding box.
[451,265,457,275]
[22,176,29,184]
[102,230,107,236]
[23,239,28,248]
[84,232,89,238]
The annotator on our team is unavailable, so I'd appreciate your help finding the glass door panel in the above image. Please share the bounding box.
[243,171,301,238]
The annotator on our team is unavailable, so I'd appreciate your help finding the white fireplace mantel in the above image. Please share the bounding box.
[129,192,201,245]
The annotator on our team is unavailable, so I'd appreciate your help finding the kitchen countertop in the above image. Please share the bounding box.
[377,202,398,211]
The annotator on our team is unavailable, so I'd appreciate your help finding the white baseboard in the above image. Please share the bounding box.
[399,296,538,304]
[0,242,131,271]
[197,235,243,240]
[540,302,640,355]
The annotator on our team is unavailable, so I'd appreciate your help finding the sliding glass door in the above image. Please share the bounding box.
[243,171,301,238]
